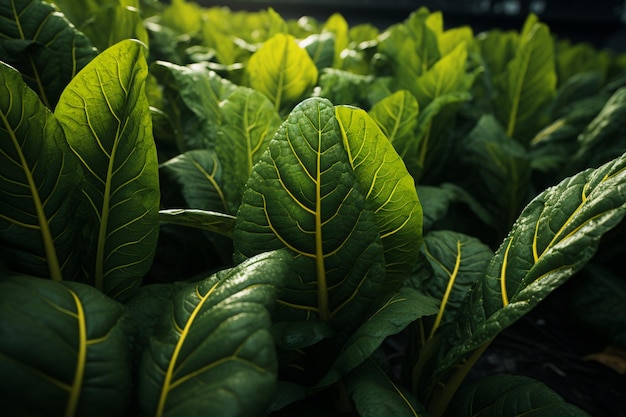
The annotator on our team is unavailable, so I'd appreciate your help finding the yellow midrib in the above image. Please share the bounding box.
[315,108,329,321]
[66,290,87,417]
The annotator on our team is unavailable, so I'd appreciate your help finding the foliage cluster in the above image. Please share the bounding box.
[1,0,626,416]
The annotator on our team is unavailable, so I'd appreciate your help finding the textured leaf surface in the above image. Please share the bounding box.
[447,374,591,417]
[138,251,291,417]
[429,150,626,398]
[0,62,82,281]
[246,33,318,111]
[336,105,423,291]
[369,90,420,160]
[0,275,130,417]
[56,40,160,299]
[0,0,97,108]
[234,97,385,328]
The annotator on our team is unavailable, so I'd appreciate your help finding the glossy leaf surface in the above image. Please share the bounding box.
[56,40,160,299]
[0,0,97,108]
[159,209,236,238]
[234,97,385,328]
[0,62,82,281]
[0,276,130,417]
[138,251,291,417]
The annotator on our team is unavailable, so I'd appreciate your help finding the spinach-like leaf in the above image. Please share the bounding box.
[138,250,291,417]
[336,105,423,292]
[56,39,160,300]
[245,33,318,112]
[0,62,83,281]
[234,97,385,330]
[447,374,591,417]
[0,0,97,108]
[0,275,131,417]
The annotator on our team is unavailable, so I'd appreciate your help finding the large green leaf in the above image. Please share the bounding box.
[138,250,291,417]
[424,150,626,412]
[0,275,131,417]
[493,14,556,143]
[0,62,83,281]
[234,97,385,329]
[55,39,160,300]
[336,105,423,292]
[245,33,318,112]
[0,0,97,108]
[447,374,591,417]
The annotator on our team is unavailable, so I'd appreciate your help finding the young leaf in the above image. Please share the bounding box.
[0,275,131,417]
[426,149,626,411]
[493,14,556,143]
[138,250,291,417]
[234,97,385,329]
[246,33,319,111]
[447,374,591,417]
[322,13,349,68]
[0,0,96,107]
[336,105,423,292]
[56,39,160,300]
[0,62,83,281]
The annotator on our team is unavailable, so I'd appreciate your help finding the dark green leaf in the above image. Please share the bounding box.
[56,39,160,300]
[0,62,83,281]
[138,250,291,417]
[159,209,236,238]
[301,32,335,70]
[0,275,131,417]
[0,0,97,108]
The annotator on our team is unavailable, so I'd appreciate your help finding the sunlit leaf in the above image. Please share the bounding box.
[0,62,83,281]
[138,250,291,417]
[369,90,420,160]
[0,275,131,417]
[56,40,160,300]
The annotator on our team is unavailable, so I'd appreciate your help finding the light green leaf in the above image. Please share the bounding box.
[447,374,591,417]
[138,250,291,417]
[160,149,229,213]
[246,33,319,111]
[336,105,423,292]
[322,13,349,68]
[159,209,236,238]
[493,14,556,142]
[318,287,438,387]
[56,39,160,300]
[369,90,420,160]
[425,150,626,410]
[0,275,131,417]
[439,26,473,57]
[234,97,385,329]
[0,0,97,108]
[0,62,83,281]
[217,86,282,212]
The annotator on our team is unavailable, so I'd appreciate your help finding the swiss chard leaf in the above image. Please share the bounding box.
[245,33,318,112]
[0,0,97,108]
[234,97,385,330]
[0,275,131,417]
[56,39,160,300]
[447,374,591,417]
[138,250,291,417]
[0,62,83,281]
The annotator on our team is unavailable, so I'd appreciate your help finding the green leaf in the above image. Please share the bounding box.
[316,68,374,108]
[0,275,131,417]
[0,0,97,108]
[160,150,229,213]
[245,33,319,112]
[426,150,626,410]
[336,105,423,291]
[159,209,236,238]
[138,250,291,417]
[493,14,556,143]
[369,90,420,160]
[346,360,424,417]
[447,374,591,417]
[318,287,438,387]
[0,62,83,281]
[217,86,283,212]
[234,97,385,329]
[322,13,349,68]
[55,39,160,300]
[301,32,336,71]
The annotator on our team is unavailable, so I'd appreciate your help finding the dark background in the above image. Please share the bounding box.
[195,0,626,52]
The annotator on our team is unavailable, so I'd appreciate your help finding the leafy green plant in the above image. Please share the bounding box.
[2,0,626,416]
